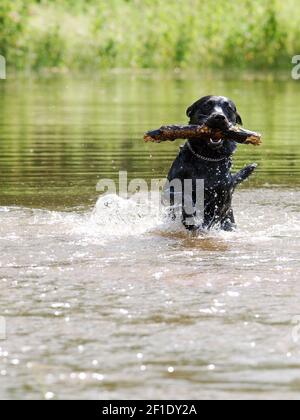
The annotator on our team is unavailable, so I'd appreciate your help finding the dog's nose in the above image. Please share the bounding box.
[213,113,226,121]
[206,112,229,130]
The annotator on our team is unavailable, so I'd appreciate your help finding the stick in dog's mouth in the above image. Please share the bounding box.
[144,124,262,146]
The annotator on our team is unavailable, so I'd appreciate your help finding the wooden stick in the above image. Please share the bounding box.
[144,124,262,146]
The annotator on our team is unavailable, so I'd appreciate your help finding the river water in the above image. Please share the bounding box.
[0,72,300,399]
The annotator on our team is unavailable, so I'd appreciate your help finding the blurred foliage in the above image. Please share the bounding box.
[0,0,299,71]
[0,0,28,68]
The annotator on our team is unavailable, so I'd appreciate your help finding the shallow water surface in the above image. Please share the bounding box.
[0,73,300,400]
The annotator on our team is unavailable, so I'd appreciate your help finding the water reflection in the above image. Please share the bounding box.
[0,72,299,209]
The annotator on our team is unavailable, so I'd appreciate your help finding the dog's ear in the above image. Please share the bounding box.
[186,103,197,119]
[186,96,212,120]
[236,112,243,125]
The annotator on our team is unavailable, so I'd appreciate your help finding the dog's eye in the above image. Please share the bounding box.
[223,103,234,114]
[203,101,213,111]
[225,102,235,112]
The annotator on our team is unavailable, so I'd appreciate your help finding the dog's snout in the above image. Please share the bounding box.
[212,113,226,121]
[206,112,230,130]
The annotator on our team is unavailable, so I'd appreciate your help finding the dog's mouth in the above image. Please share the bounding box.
[194,114,235,149]
[208,138,224,149]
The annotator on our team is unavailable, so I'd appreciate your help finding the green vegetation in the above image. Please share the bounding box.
[1,0,300,71]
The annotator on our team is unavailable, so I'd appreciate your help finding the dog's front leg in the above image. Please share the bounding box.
[221,209,236,231]
[233,163,257,188]
[181,206,202,232]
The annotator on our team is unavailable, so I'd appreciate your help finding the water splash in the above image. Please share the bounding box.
[89,193,166,237]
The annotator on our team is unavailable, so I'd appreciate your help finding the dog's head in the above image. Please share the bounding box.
[186,95,243,150]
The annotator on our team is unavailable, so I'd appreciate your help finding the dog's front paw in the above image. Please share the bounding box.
[233,163,258,187]
[249,163,258,170]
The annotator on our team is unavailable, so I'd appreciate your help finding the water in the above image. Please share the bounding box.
[0,72,300,400]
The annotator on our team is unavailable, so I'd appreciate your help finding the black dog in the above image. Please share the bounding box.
[165,95,257,231]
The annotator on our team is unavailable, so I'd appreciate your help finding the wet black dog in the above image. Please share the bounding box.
[165,95,257,231]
